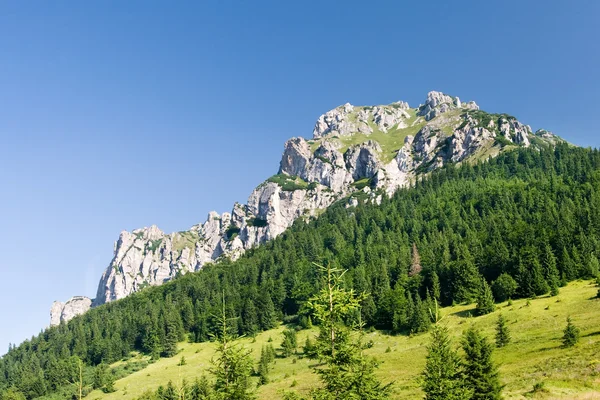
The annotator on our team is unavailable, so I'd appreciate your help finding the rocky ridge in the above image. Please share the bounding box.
[50,91,563,325]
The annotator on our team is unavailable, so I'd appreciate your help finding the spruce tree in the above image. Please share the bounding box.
[281,328,298,357]
[476,278,495,316]
[461,327,502,400]
[562,317,580,348]
[190,376,212,400]
[541,241,560,295]
[495,314,510,348]
[257,346,273,385]
[162,318,179,358]
[307,263,392,400]
[422,326,471,400]
[491,274,517,303]
[431,271,441,302]
[209,293,255,400]
[587,254,600,278]
[410,294,431,334]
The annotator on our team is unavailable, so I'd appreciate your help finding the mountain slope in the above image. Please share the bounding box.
[87,280,600,400]
[50,91,563,325]
[4,144,600,399]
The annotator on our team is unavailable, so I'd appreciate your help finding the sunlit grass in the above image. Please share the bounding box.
[88,280,600,400]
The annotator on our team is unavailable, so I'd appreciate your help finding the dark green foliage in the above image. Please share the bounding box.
[257,345,275,386]
[226,225,241,241]
[422,326,471,400]
[4,145,600,397]
[162,319,179,358]
[409,293,431,334]
[491,274,517,303]
[586,255,600,278]
[209,295,255,400]
[562,317,580,348]
[190,376,212,400]
[495,314,511,348]
[306,264,392,400]
[461,328,503,400]
[476,278,495,316]
[281,329,298,357]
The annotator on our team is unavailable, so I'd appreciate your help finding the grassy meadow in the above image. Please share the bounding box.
[88,280,600,400]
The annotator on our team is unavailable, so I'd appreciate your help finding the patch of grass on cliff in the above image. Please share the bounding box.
[87,280,600,400]
[336,110,426,164]
[172,231,199,253]
[267,174,311,191]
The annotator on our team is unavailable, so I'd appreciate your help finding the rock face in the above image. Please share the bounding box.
[50,90,563,325]
[50,297,92,326]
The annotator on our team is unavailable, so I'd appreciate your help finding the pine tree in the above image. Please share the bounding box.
[451,248,481,304]
[162,318,179,358]
[461,327,503,400]
[562,316,580,348]
[586,254,600,278]
[409,294,431,334]
[431,271,441,302]
[306,263,392,399]
[257,346,273,386]
[281,328,298,357]
[209,293,255,400]
[491,274,517,303]
[189,376,212,400]
[541,241,560,296]
[422,326,471,400]
[495,314,510,348]
[257,291,277,331]
[476,278,495,316]
[102,372,116,394]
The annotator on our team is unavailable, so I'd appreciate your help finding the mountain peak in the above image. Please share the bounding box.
[50,91,565,326]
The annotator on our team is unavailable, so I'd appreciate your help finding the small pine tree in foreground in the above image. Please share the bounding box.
[495,314,511,348]
[462,327,503,400]
[306,263,392,400]
[209,293,255,400]
[422,326,471,400]
[562,316,580,348]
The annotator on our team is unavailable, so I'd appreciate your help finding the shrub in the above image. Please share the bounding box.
[491,274,518,303]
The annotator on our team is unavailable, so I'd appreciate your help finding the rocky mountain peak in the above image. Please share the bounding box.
[50,91,564,326]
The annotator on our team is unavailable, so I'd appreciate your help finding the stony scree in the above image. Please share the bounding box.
[50,90,562,325]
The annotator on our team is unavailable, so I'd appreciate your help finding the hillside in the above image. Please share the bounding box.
[3,144,600,399]
[86,280,600,400]
[50,91,562,325]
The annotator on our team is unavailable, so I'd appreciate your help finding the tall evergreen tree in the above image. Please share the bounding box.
[162,318,179,358]
[209,294,255,400]
[422,326,471,400]
[461,327,503,400]
[306,263,392,400]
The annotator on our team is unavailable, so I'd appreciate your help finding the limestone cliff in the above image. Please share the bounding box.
[50,91,563,325]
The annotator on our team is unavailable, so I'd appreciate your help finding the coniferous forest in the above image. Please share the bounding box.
[3,144,600,398]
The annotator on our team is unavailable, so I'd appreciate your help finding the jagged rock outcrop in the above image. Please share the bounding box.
[50,90,562,325]
[50,297,92,326]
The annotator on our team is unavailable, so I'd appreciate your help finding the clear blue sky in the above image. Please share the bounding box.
[0,0,598,353]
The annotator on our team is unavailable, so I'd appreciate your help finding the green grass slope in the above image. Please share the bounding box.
[88,280,600,400]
